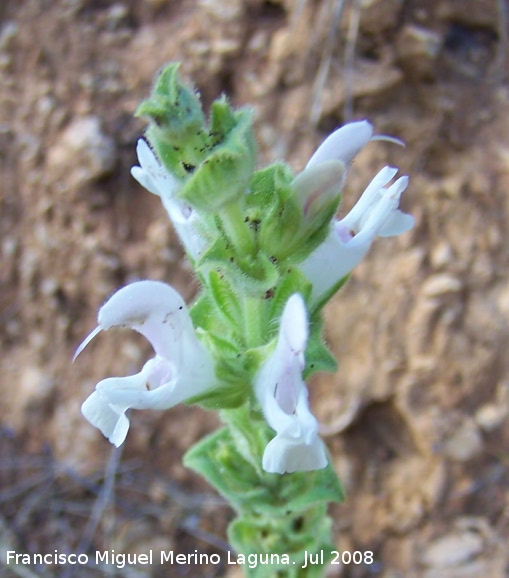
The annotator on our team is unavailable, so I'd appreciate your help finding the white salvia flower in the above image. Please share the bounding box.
[75,281,215,447]
[131,139,208,260]
[300,166,415,305]
[255,294,327,474]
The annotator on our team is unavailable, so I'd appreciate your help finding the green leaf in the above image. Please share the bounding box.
[196,235,234,269]
[234,251,280,295]
[199,241,280,298]
[177,106,256,210]
[187,333,250,409]
[136,63,212,178]
[183,427,273,511]
[179,146,251,210]
[228,509,337,578]
[268,269,312,325]
[220,405,269,472]
[277,463,345,510]
[258,197,303,261]
[185,379,249,409]
[248,162,294,208]
[311,273,350,314]
[189,293,223,334]
[304,315,338,377]
[247,163,308,261]
[135,63,205,139]
[208,270,242,327]
[209,96,238,145]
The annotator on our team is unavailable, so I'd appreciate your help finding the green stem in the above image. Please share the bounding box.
[221,202,257,256]
[243,296,265,348]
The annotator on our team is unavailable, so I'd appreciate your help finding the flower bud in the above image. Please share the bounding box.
[178,105,256,210]
[136,62,205,144]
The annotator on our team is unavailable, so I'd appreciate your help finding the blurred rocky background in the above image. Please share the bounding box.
[1,0,509,577]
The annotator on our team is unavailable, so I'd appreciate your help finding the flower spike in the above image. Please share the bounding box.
[78,281,215,446]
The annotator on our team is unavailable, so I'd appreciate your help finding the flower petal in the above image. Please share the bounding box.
[379,211,415,237]
[98,282,191,357]
[131,139,179,198]
[81,390,131,447]
[81,357,169,446]
[95,358,176,408]
[306,121,373,169]
[299,224,369,303]
[262,434,328,474]
[291,160,345,216]
[280,293,308,358]
[339,166,398,231]
[351,176,410,242]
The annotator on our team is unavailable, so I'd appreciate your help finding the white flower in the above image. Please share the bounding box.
[76,281,215,447]
[300,166,414,305]
[255,294,327,474]
[131,139,208,260]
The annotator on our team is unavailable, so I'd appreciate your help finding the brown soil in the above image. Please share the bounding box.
[1,1,509,577]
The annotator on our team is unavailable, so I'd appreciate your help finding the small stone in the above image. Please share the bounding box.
[430,241,453,269]
[475,403,507,432]
[320,60,403,118]
[47,116,117,189]
[212,37,241,56]
[359,0,404,35]
[441,418,483,462]
[16,366,55,414]
[421,530,483,568]
[199,0,243,22]
[396,25,442,80]
[421,274,462,297]
[0,21,18,52]
[105,3,129,30]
